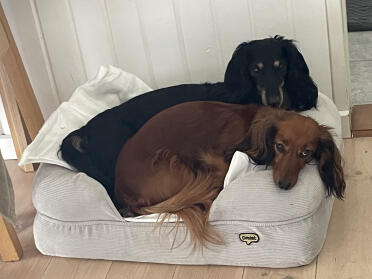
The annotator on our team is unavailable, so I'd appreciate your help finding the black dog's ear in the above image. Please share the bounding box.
[280,38,318,111]
[314,126,346,199]
[224,42,257,103]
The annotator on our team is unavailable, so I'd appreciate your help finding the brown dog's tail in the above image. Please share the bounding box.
[136,151,227,249]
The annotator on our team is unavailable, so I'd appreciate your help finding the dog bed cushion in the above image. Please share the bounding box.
[30,65,342,267]
[33,162,334,267]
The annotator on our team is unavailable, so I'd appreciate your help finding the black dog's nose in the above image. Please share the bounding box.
[270,101,281,108]
[268,96,282,107]
[279,180,291,190]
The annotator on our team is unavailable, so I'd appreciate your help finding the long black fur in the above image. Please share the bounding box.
[60,36,318,200]
[225,35,318,111]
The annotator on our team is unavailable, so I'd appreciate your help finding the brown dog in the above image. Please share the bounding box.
[114,101,345,248]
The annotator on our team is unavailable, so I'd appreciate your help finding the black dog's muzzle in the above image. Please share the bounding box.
[257,83,284,108]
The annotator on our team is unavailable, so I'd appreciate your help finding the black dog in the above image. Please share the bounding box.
[60,36,317,200]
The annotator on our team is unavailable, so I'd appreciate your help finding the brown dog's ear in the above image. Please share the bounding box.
[238,108,283,165]
[314,126,346,199]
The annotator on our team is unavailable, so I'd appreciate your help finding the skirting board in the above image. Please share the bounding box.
[351,104,372,137]
[340,110,352,139]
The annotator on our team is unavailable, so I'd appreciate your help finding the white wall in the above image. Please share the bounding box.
[0,0,351,137]
[1,0,59,118]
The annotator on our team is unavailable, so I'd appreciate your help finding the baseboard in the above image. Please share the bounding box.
[351,104,372,137]
[340,110,352,138]
[0,134,16,159]
[352,130,372,137]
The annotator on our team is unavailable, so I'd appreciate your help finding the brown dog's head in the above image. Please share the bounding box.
[243,108,345,199]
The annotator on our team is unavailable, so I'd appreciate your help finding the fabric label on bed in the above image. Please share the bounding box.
[239,233,260,245]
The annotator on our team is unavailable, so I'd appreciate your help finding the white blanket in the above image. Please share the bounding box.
[19,66,152,169]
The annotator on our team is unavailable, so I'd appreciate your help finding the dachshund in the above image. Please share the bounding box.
[114,101,345,248]
[60,35,318,201]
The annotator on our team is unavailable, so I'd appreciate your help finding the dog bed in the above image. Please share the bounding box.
[26,66,342,267]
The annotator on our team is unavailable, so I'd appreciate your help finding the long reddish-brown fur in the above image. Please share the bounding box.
[114,101,345,248]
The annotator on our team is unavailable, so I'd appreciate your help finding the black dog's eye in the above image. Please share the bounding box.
[252,67,260,73]
[276,64,286,72]
[275,143,285,153]
[274,62,286,71]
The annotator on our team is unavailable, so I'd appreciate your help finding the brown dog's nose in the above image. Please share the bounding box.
[279,180,291,190]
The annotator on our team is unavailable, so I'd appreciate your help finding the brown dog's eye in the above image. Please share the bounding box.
[299,150,312,159]
[275,143,285,153]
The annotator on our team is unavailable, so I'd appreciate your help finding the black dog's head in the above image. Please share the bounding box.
[224,35,318,111]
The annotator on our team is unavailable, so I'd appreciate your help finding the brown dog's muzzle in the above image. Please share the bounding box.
[272,156,305,190]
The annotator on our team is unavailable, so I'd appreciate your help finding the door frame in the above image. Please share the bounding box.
[326,0,352,138]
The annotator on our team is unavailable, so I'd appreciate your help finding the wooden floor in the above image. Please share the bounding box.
[0,137,371,279]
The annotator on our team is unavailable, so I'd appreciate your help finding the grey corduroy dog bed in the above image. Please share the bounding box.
[31,90,342,268]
